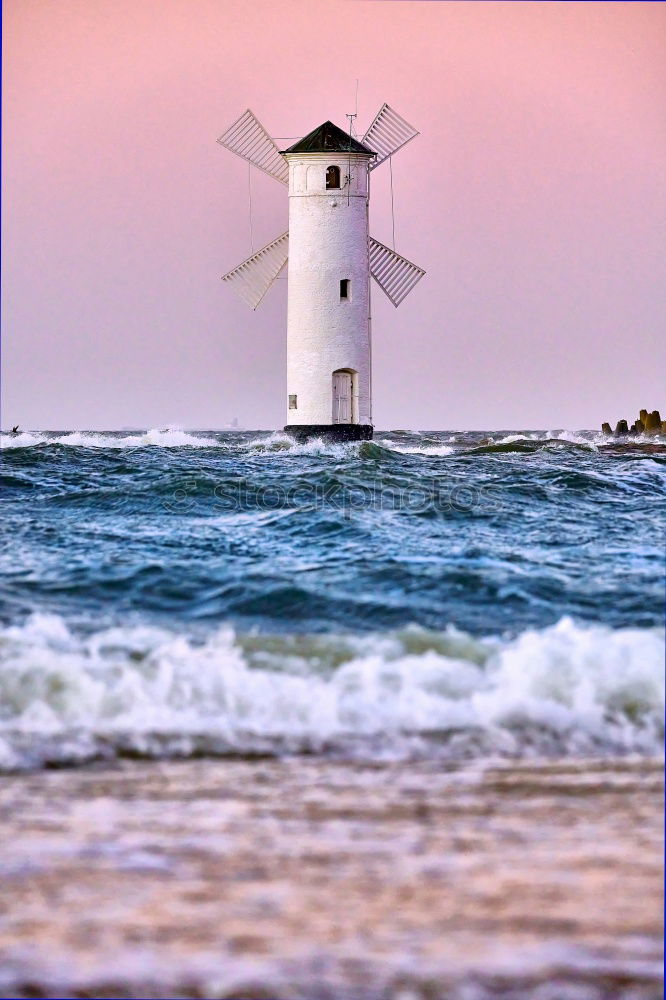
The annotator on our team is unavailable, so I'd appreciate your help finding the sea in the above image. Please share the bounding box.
[1,427,663,772]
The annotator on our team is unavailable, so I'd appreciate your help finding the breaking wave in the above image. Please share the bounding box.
[241,432,365,458]
[0,613,662,771]
[0,429,220,449]
[3,427,665,459]
[384,440,456,456]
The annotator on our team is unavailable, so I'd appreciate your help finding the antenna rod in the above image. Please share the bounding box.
[346,112,357,206]
[346,113,357,142]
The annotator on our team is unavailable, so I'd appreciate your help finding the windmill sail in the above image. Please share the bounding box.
[369,237,425,307]
[217,109,289,185]
[222,232,289,310]
[363,104,419,170]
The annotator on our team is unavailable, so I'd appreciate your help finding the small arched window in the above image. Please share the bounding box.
[326,165,341,190]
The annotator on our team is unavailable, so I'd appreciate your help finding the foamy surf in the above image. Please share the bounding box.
[3,427,664,456]
[0,429,220,449]
[385,441,456,456]
[481,430,666,449]
[0,614,661,771]
[242,431,359,457]
[1,429,371,458]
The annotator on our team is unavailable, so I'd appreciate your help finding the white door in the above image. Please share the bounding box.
[332,371,352,423]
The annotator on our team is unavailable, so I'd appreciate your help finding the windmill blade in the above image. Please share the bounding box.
[363,104,419,171]
[217,109,289,185]
[222,232,289,310]
[369,237,425,307]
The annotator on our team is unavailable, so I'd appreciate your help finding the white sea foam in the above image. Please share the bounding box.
[4,428,663,453]
[0,614,661,770]
[242,432,365,458]
[486,431,597,448]
[245,433,456,458]
[0,429,359,456]
[0,429,220,449]
[487,429,666,449]
[385,441,456,456]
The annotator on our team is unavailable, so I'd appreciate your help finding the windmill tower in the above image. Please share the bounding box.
[218,105,425,441]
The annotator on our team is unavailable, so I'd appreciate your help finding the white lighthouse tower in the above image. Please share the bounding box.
[218,106,425,441]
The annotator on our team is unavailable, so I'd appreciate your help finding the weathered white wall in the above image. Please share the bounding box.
[284,152,372,426]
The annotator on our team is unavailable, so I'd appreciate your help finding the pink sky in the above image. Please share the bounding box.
[3,0,665,429]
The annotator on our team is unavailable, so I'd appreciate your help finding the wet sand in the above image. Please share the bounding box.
[0,756,662,999]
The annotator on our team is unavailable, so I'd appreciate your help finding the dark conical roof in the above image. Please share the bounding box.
[281,121,375,156]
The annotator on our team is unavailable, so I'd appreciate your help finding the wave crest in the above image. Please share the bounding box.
[0,614,661,771]
[1,429,220,449]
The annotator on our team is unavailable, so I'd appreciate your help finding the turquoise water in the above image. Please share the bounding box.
[1,428,663,769]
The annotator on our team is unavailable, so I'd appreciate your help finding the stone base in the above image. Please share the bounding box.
[284,424,373,443]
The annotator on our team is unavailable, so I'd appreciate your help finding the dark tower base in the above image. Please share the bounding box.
[284,424,373,443]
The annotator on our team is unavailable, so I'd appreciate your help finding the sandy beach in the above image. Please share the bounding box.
[0,755,662,999]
